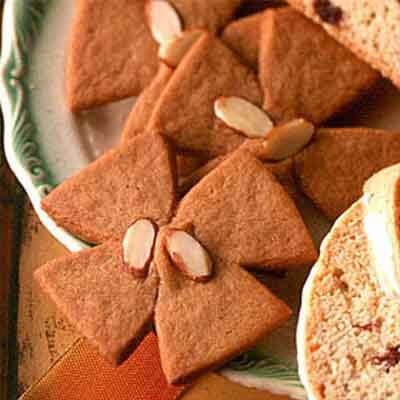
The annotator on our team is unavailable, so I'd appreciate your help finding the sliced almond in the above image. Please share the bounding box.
[165,230,213,282]
[159,29,204,68]
[145,0,183,45]
[214,96,274,139]
[263,119,315,161]
[123,219,157,278]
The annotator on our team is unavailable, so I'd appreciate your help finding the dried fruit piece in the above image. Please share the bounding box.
[159,29,204,67]
[214,96,274,139]
[146,0,182,45]
[123,219,157,278]
[165,230,213,282]
[263,119,315,161]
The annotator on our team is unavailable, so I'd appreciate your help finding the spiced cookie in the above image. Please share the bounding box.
[260,7,379,124]
[294,128,400,220]
[41,132,176,244]
[147,33,262,157]
[67,0,159,111]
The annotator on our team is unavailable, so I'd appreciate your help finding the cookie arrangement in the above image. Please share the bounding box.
[33,0,400,396]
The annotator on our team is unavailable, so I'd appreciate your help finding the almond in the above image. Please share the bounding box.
[165,230,213,282]
[123,219,157,278]
[263,119,315,161]
[214,96,274,139]
[145,0,183,45]
[159,29,204,67]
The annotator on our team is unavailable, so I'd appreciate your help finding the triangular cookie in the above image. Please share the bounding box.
[294,128,400,220]
[259,7,379,124]
[174,150,317,270]
[154,228,291,384]
[170,0,243,33]
[147,33,262,157]
[119,64,207,180]
[35,241,159,365]
[121,64,173,144]
[222,12,263,70]
[41,132,176,244]
[67,0,158,111]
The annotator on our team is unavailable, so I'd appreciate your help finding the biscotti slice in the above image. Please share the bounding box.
[67,0,159,111]
[173,150,317,270]
[297,171,400,399]
[35,241,159,365]
[121,64,174,143]
[259,7,379,124]
[147,33,262,157]
[41,132,176,244]
[363,164,400,297]
[168,0,243,33]
[222,12,264,70]
[286,0,400,89]
[155,228,292,384]
[294,128,400,220]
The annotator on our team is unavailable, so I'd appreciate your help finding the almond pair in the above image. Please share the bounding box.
[146,0,204,67]
[215,96,315,160]
[123,219,213,282]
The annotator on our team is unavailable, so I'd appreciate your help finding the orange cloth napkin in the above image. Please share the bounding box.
[20,332,186,400]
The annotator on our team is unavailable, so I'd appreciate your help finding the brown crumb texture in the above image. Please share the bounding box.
[41,132,176,244]
[259,7,379,124]
[154,229,291,384]
[66,0,158,111]
[176,154,208,178]
[294,128,400,220]
[147,33,262,157]
[286,0,400,88]
[173,150,317,270]
[169,0,243,34]
[304,201,400,400]
[222,12,264,70]
[121,64,173,144]
[34,241,158,365]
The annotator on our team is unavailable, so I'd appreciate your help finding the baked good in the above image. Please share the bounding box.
[147,33,262,157]
[297,164,400,400]
[169,0,243,33]
[294,128,400,220]
[36,148,303,383]
[222,12,263,70]
[173,149,317,270]
[119,64,206,180]
[121,64,173,143]
[67,0,159,111]
[286,0,400,89]
[259,7,379,124]
[35,241,159,365]
[363,164,400,297]
[155,227,292,384]
[41,132,176,244]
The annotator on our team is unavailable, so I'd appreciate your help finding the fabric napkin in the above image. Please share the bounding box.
[20,332,186,400]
